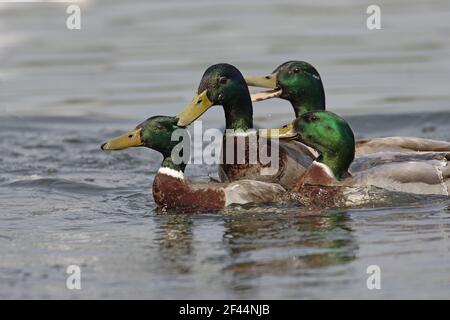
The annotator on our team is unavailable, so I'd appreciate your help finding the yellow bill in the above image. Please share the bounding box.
[101,128,143,150]
[245,73,282,102]
[250,88,282,102]
[258,122,297,139]
[177,90,214,127]
[245,73,277,89]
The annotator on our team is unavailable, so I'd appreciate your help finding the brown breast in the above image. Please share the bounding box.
[152,173,226,212]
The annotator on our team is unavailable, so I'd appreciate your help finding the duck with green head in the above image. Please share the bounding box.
[176,63,316,189]
[100,115,446,210]
[279,111,449,207]
[246,60,450,154]
[101,116,286,212]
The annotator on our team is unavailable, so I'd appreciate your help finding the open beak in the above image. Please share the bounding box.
[245,73,282,102]
[258,122,297,139]
[101,128,143,150]
[247,73,297,140]
[177,90,214,127]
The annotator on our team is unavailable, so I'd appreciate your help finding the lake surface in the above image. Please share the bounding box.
[1,0,450,299]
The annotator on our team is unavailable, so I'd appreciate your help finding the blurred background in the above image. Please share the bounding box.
[1,0,450,299]
[1,0,450,122]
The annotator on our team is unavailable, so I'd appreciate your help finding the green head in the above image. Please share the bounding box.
[294,111,354,179]
[177,63,253,131]
[246,61,326,117]
[101,116,186,171]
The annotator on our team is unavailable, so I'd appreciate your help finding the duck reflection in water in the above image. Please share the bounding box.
[153,207,357,294]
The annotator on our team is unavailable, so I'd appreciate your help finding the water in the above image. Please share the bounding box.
[1,0,450,299]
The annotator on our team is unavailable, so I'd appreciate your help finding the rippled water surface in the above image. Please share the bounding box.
[1,0,450,299]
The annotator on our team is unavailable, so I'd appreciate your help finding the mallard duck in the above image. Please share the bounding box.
[100,116,444,210]
[245,61,450,155]
[176,63,316,189]
[100,116,286,211]
[269,111,449,206]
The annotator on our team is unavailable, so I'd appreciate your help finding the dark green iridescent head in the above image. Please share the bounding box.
[137,116,181,157]
[101,116,186,171]
[177,63,253,131]
[246,61,325,117]
[294,111,354,179]
[274,61,325,116]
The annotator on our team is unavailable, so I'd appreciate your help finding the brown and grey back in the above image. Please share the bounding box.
[218,133,316,190]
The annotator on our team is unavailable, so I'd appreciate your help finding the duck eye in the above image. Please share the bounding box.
[219,76,227,85]
[293,67,301,74]
[128,134,133,138]
[305,114,319,122]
